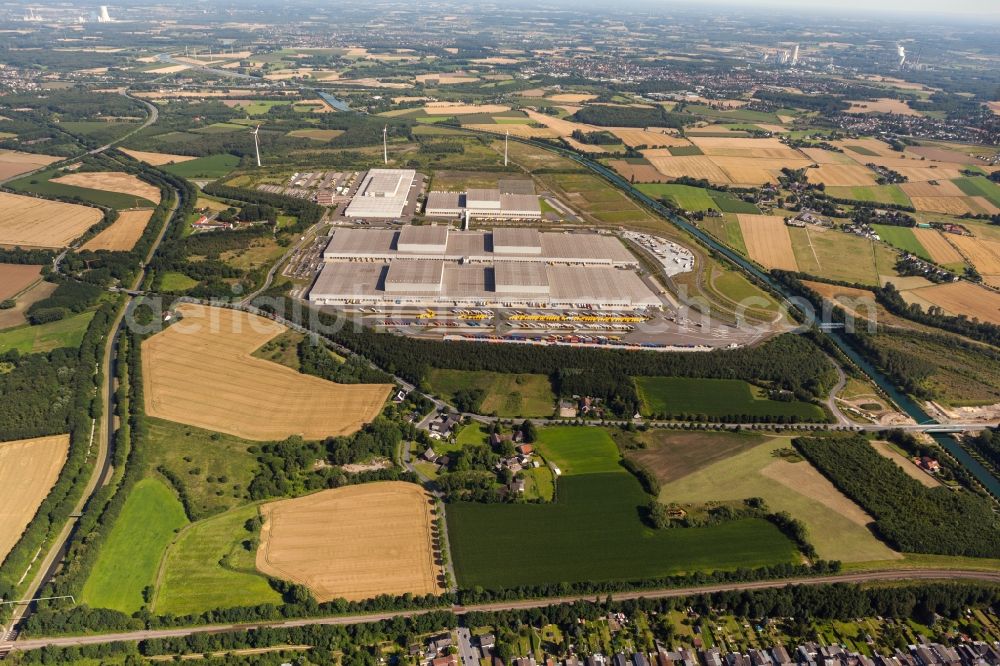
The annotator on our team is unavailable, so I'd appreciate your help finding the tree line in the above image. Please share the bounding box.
[795,435,1000,558]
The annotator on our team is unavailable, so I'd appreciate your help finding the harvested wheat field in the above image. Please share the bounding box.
[52,171,161,205]
[120,149,197,166]
[871,441,940,488]
[142,303,391,441]
[608,161,666,183]
[737,214,798,271]
[906,146,980,166]
[0,434,70,561]
[892,166,964,183]
[0,264,43,300]
[688,136,804,160]
[948,234,1000,278]
[607,128,688,148]
[712,157,810,186]
[806,164,878,187]
[645,153,731,184]
[846,99,921,116]
[423,102,509,115]
[907,281,1000,326]
[910,196,981,216]
[466,124,558,139]
[0,191,103,248]
[0,149,61,181]
[522,109,598,137]
[82,209,153,251]
[911,228,964,265]
[257,482,442,602]
[547,93,596,103]
[563,137,614,154]
[900,180,965,198]
[799,148,857,165]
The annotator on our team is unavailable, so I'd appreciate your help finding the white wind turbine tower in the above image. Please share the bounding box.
[383,126,388,165]
[504,130,509,167]
[251,125,261,167]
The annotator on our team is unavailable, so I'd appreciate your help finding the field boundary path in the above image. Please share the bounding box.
[6,569,1000,652]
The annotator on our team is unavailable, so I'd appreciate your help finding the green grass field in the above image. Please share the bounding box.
[953,176,1000,208]
[144,417,258,519]
[788,227,897,286]
[828,185,911,207]
[0,311,96,353]
[659,437,898,563]
[534,427,622,475]
[191,122,246,135]
[426,369,555,418]
[448,472,798,589]
[667,145,704,156]
[872,225,930,260]
[844,145,880,157]
[624,429,769,484]
[683,105,780,124]
[10,170,156,210]
[81,478,188,613]
[636,184,717,211]
[162,154,240,179]
[158,271,198,292]
[456,422,489,446]
[711,192,760,214]
[634,377,826,420]
[155,505,282,616]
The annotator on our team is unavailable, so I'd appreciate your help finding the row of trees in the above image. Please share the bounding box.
[795,435,1000,558]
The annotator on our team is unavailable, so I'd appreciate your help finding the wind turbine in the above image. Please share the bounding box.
[383,125,388,165]
[251,125,261,167]
[504,130,509,167]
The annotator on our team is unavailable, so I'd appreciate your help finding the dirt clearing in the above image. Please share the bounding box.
[257,482,442,601]
[0,264,43,300]
[0,191,103,248]
[0,434,69,562]
[142,304,391,441]
[737,214,798,270]
[82,209,153,251]
[52,171,161,204]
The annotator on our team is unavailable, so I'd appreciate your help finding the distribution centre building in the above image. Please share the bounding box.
[309,225,661,309]
[344,169,416,219]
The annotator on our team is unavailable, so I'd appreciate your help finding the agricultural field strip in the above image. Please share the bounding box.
[0,190,103,248]
[141,304,391,441]
[737,214,798,271]
[0,435,70,562]
[51,171,161,204]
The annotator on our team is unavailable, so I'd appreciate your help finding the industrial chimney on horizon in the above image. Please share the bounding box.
[98,5,111,22]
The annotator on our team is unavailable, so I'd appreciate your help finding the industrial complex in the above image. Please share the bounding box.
[425,178,541,221]
[344,169,419,219]
[309,226,662,309]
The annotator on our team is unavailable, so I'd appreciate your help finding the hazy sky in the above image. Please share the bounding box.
[676,0,1000,17]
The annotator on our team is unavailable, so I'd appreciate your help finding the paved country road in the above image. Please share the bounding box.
[7,569,1000,652]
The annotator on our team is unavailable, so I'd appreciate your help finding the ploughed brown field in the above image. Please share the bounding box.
[0,435,70,562]
[0,264,43,300]
[142,303,391,441]
[0,191,103,248]
[257,482,443,601]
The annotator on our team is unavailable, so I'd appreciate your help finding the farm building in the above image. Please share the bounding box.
[344,168,417,218]
[310,227,658,309]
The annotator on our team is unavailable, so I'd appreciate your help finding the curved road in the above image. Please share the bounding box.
[7,569,1000,652]
[2,96,175,641]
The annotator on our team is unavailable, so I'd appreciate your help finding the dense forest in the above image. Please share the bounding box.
[571,105,695,129]
[795,436,1000,558]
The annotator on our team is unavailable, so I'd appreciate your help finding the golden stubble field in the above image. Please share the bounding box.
[906,281,1000,326]
[142,304,391,441]
[737,214,799,271]
[0,434,69,561]
[0,191,103,248]
[120,149,196,166]
[82,209,153,251]
[911,228,964,265]
[52,171,161,204]
[0,149,61,181]
[257,482,442,601]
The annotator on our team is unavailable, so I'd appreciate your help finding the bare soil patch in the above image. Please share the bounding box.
[0,264,43,300]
